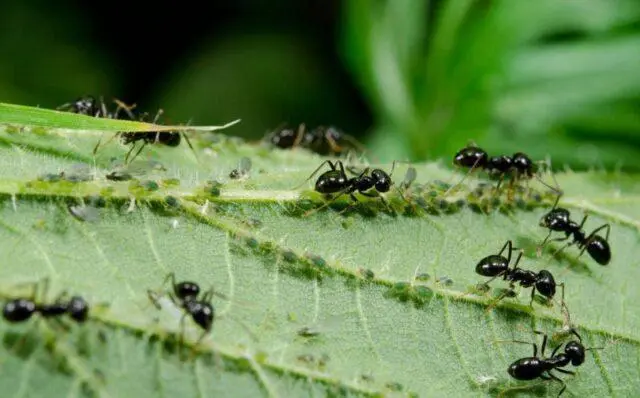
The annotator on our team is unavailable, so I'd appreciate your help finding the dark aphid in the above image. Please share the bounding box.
[475,240,562,306]
[506,330,600,396]
[539,197,611,265]
[229,157,252,180]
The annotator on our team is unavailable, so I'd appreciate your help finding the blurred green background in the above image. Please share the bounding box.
[2,0,640,171]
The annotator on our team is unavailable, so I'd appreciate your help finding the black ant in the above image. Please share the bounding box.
[475,240,562,307]
[504,329,600,396]
[451,145,560,196]
[93,107,195,164]
[148,272,218,348]
[2,279,89,324]
[539,197,611,265]
[298,160,394,210]
[267,124,365,155]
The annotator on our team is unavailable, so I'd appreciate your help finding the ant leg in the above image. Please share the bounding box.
[292,160,338,189]
[547,371,567,396]
[538,230,554,249]
[147,290,163,310]
[181,132,198,161]
[555,369,575,377]
[485,286,516,312]
[293,123,306,148]
[112,99,137,120]
[497,240,520,261]
[162,272,178,291]
[539,332,548,357]
[323,128,344,154]
[178,313,188,360]
[529,287,536,307]
[126,141,147,164]
[93,132,121,156]
[495,339,538,357]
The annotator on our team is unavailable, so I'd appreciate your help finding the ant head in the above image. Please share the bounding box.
[534,270,556,298]
[68,296,89,322]
[371,169,391,192]
[74,96,97,114]
[270,125,297,148]
[511,152,533,174]
[565,341,586,366]
[453,146,488,169]
[186,301,215,332]
[539,208,570,230]
[175,282,200,301]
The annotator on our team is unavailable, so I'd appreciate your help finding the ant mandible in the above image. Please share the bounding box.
[2,279,89,324]
[539,196,611,265]
[475,240,562,307]
[505,329,600,396]
[148,272,219,348]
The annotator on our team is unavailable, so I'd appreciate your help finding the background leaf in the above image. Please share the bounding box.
[0,105,637,397]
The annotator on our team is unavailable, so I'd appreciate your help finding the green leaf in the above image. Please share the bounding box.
[0,104,637,397]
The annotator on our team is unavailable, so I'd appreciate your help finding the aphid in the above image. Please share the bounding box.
[451,144,560,195]
[539,197,611,265]
[148,273,216,347]
[229,157,252,180]
[2,279,89,324]
[476,240,562,307]
[505,330,600,396]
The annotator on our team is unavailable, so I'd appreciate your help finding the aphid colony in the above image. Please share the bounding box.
[9,97,612,396]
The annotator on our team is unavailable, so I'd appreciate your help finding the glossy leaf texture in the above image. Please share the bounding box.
[0,110,638,397]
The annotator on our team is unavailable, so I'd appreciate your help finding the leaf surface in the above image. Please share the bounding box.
[0,109,637,397]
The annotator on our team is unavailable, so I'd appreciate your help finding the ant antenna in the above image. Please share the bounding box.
[292,160,340,190]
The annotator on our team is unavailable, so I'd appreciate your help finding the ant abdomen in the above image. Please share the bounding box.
[475,255,509,277]
[586,237,611,265]
[534,270,556,298]
[453,146,488,169]
[3,299,35,322]
[508,357,545,380]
